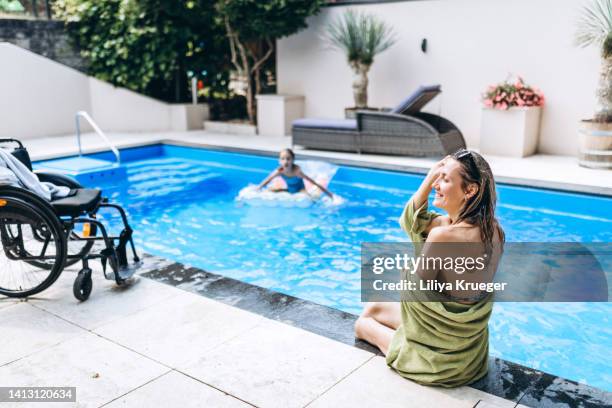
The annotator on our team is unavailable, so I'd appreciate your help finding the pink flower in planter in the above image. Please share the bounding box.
[483,76,544,109]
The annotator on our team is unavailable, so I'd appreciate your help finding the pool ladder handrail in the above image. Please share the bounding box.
[75,111,121,165]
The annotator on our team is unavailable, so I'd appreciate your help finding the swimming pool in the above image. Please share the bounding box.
[38,144,612,391]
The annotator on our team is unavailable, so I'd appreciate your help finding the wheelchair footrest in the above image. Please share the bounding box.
[99,223,140,284]
[103,261,142,282]
[116,261,142,281]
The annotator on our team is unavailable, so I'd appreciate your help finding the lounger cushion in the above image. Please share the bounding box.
[51,188,102,217]
[391,84,441,115]
[292,118,357,131]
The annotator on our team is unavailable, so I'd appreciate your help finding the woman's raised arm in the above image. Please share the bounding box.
[412,157,448,208]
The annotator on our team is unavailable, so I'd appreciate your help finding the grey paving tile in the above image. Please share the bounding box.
[0,297,20,310]
[181,318,373,408]
[442,382,517,408]
[105,370,252,408]
[28,266,180,330]
[94,290,263,368]
[0,332,168,408]
[0,302,82,366]
[308,356,475,408]
[476,402,518,408]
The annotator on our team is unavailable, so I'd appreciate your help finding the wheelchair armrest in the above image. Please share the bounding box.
[35,171,83,189]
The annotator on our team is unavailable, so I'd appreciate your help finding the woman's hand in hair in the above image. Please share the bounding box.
[410,156,450,209]
[425,156,450,188]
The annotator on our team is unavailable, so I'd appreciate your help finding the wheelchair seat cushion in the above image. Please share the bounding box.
[51,188,102,217]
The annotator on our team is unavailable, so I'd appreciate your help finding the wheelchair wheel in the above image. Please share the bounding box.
[0,197,67,297]
[65,229,96,268]
[26,221,97,270]
[73,268,93,301]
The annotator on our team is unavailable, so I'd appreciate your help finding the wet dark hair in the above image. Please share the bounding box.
[280,148,295,160]
[451,149,505,245]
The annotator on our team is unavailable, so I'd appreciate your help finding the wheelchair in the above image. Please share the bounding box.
[0,139,140,301]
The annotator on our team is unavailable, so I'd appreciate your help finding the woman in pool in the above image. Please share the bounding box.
[355,149,505,387]
[258,148,334,198]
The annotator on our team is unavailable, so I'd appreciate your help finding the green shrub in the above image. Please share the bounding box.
[215,0,323,123]
[54,0,229,102]
[0,0,25,12]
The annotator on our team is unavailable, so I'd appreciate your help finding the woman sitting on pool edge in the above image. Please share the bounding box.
[355,149,505,387]
[258,148,334,198]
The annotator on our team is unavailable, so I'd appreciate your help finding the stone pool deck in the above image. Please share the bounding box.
[1,131,611,407]
[1,262,525,408]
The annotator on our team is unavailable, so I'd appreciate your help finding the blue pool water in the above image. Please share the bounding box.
[39,145,612,391]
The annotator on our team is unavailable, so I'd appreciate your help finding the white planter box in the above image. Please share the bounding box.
[479,107,542,157]
[256,94,305,136]
[169,104,210,131]
[204,120,257,135]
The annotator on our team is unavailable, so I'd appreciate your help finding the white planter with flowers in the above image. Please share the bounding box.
[479,77,545,158]
[480,106,542,157]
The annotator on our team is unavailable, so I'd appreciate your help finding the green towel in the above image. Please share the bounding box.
[385,199,492,387]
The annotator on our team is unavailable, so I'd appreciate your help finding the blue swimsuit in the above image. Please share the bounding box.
[280,174,305,193]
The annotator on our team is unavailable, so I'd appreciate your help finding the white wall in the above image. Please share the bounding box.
[0,42,92,139]
[89,77,171,132]
[277,0,601,155]
[0,42,206,139]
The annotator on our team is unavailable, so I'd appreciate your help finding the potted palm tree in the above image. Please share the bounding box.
[325,9,396,117]
[576,0,612,169]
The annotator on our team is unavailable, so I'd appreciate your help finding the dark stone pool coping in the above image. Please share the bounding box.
[138,254,612,408]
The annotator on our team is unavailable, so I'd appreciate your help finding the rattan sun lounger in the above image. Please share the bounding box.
[291,85,466,157]
[291,118,361,153]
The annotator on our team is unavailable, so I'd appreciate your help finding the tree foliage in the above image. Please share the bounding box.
[216,0,320,41]
[54,0,228,102]
[215,0,322,123]
[53,0,321,116]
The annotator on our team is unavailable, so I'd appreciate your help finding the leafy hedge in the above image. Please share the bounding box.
[215,0,323,123]
[54,0,229,103]
[54,0,322,118]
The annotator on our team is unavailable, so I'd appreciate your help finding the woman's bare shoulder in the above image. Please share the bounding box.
[425,215,451,234]
[429,222,483,243]
[426,224,455,242]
